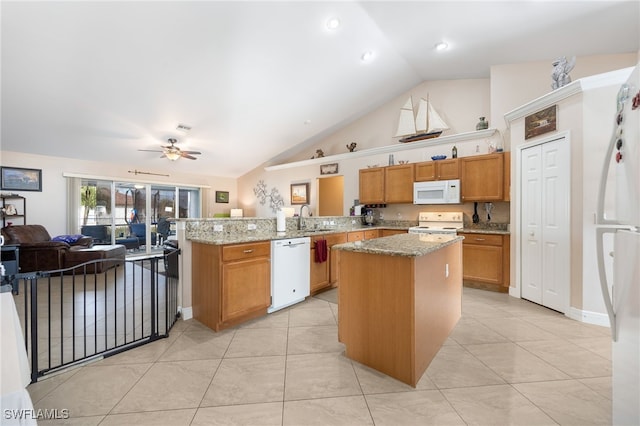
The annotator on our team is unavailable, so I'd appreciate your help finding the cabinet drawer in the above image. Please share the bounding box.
[348,231,365,242]
[364,229,380,240]
[325,233,347,246]
[222,241,270,262]
[459,233,502,246]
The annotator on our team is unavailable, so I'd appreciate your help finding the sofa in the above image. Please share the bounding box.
[129,223,156,247]
[1,224,124,273]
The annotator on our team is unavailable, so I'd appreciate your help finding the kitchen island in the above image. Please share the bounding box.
[333,233,463,387]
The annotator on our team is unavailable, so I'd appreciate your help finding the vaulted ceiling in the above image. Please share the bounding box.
[2,1,638,178]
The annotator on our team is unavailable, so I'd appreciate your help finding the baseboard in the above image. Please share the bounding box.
[508,286,520,298]
[567,307,611,327]
[180,306,193,321]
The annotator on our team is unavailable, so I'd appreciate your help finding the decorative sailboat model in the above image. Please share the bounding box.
[395,96,449,143]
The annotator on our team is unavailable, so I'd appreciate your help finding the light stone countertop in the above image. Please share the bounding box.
[188,225,410,246]
[332,233,464,258]
[459,228,510,235]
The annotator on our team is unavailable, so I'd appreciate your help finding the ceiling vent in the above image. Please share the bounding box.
[176,123,192,132]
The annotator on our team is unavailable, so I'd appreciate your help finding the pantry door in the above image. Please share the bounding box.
[520,137,570,312]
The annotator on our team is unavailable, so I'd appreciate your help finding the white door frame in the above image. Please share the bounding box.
[512,130,571,314]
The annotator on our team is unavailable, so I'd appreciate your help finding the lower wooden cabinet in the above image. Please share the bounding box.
[192,241,271,331]
[310,233,347,294]
[458,232,510,292]
[380,229,407,237]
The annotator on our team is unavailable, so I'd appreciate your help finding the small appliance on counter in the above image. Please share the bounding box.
[361,208,376,226]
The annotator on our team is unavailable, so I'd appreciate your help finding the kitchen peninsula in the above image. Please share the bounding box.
[333,233,463,387]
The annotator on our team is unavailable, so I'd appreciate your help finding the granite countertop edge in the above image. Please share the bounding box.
[332,234,464,258]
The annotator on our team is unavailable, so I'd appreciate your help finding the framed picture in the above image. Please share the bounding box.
[290,183,309,205]
[525,105,557,140]
[320,163,339,175]
[1,166,42,191]
[215,190,229,203]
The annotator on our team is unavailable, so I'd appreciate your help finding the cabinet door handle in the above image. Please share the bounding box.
[243,249,254,253]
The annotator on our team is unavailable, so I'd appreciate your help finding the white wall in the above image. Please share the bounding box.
[0,151,237,235]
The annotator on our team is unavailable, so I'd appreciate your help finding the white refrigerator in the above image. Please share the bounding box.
[596,62,640,425]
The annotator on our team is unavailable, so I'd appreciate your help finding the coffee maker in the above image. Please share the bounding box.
[361,207,375,226]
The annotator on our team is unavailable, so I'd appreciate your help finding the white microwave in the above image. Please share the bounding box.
[413,179,461,205]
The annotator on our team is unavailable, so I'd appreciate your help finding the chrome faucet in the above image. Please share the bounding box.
[298,204,310,230]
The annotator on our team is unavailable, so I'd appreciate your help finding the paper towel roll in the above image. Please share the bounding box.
[276,210,286,232]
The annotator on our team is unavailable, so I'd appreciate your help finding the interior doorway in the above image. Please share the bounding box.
[519,134,570,313]
[317,175,344,216]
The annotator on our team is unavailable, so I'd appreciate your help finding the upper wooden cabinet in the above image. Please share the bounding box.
[461,153,505,201]
[384,164,414,203]
[415,158,459,181]
[359,164,414,204]
[359,167,385,204]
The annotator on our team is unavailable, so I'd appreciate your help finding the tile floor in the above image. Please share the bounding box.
[29,287,613,425]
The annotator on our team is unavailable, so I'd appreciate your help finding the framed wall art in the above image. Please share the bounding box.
[320,163,339,175]
[215,190,229,203]
[1,166,42,191]
[525,105,557,140]
[290,183,309,205]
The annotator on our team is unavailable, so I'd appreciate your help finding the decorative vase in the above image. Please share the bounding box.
[476,117,488,130]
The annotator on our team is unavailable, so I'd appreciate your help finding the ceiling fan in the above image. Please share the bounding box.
[139,138,201,161]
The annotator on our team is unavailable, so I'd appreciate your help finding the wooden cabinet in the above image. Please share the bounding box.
[359,164,414,204]
[458,232,510,292]
[1,196,26,227]
[384,164,414,203]
[192,241,271,331]
[381,229,407,237]
[359,167,385,204]
[310,233,348,294]
[415,158,459,181]
[461,153,505,201]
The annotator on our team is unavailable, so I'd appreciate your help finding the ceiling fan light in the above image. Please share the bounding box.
[165,151,181,161]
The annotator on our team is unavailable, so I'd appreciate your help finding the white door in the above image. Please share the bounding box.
[521,137,570,312]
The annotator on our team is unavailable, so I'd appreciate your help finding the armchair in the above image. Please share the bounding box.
[1,225,93,272]
[81,225,110,244]
[129,223,156,247]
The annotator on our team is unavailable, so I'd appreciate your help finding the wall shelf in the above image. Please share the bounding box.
[264,129,498,172]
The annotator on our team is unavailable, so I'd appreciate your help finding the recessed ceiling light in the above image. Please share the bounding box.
[304,119,311,125]
[361,50,374,62]
[326,17,340,30]
[435,41,449,51]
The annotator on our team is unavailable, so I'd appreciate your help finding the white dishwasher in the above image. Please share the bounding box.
[269,237,311,313]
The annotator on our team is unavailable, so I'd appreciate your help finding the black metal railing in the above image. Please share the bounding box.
[4,248,180,383]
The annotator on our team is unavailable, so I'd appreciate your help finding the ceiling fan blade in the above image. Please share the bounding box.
[138,149,164,153]
[182,150,201,155]
[181,153,197,160]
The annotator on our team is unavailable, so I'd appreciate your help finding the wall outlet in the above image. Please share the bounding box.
[248,223,257,230]
[213,224,223,232]
[445,263,449,278]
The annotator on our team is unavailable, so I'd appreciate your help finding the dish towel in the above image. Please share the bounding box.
[315,239,328,263]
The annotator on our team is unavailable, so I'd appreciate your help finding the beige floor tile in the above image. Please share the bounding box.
[569,336,612,360]
[465,341,570,383]
[27,368,79,404]
[159,329,234,361]
[288,305,337,327]
[111,359,219,413]
[38,415,104,425]
[292,296,333,310]
[96,337,173,365]
[514,380,612,425]
[352,361,433,394]
[192,403,283,426]
[200,356,285,406]
[239,309,290,329]
[449,317,510,345]
[522,316,609,339]
[34,363,151,417]
[224,327,288,358]
[287,325,345,354]
[283,396,373,426]
[426,345,506,388]
[99,408,196,426]
[442,384,557,425]
[462,301,514,319]
[366,390,465,425]
[476,317,558,342]
[579,376,612,400]
[284,353,361,401]
[519,339,612,378]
